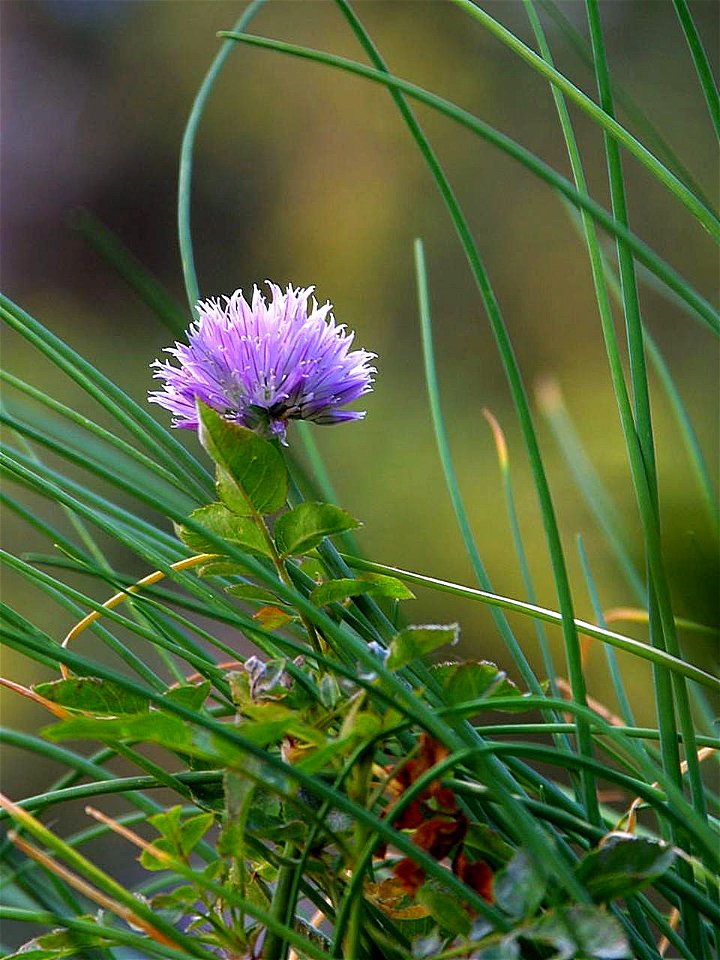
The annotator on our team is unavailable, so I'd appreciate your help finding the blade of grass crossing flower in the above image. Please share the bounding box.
[178,0,266,308]
[71,210,187,337]
[537,0,712,208]
[413,241,542,696]
[585,3,707,867]
[220,28,719,335]
[452,0,719,238]
[672,0,720,138]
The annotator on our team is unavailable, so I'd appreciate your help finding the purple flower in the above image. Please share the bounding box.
[149,283,376,442]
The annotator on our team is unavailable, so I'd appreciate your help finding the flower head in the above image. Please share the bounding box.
[149,283,376,442]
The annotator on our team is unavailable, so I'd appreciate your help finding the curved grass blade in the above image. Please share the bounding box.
[453,0,719,237]
[672,0,720,138]
[537,0,713,207]
[0,297,212,501]
[218,28,719,334]
[342,555,720,694]
[70,210,187,337]
[178,0,266,308]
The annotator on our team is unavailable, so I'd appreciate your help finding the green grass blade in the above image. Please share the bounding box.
[219,27,719,334]
[483,409,560,695]
[338,0,595,823]
[453,0,719,237]
[536,378,646,601]
[585,2,706,854]
[70,210,188,337]
[178,0,266,307]
[342,555,720,694]
[0,296,212,500]
[538,0,713,207]
[414,240,541,694]
[644,333,719,535]
[672,0,720,138]
[576,534,637,728]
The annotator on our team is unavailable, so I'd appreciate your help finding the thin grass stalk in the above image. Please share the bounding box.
[336,1,595,823]
[219,28,719,334]
[1,372,195,499]
[537,0,712,207]
[70,210,187,337]
[0,297,212,500]
[671,0,720,138]
[523,0,687,829]
[585,2,707,862]
[342,555,719,692]
[178,0,266,308]
[643,333,719,536]
[483,410,560,695]
[536,378,645,601]
[414,241,541,694]
[576,535,636,728]
[451,0,719,238]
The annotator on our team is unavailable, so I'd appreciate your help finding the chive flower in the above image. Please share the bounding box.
[149,283,376,442]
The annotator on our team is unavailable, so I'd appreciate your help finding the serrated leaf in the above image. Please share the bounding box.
[177,502,271,557]
[311,574,415,606]
[197,401,287,515]
[430,660,519,709]
[416,882,471,937]
[494,850,546,919]
[274,502,361,557]
[33,677,150,716]
[575,835,675,902]
[386,624,459,670]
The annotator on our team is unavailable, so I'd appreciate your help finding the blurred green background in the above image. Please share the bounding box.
[2,0,718,806]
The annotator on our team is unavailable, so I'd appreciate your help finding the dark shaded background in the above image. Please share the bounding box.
[2,0,718,810]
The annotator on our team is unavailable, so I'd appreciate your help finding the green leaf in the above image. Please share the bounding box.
[463,823,515,868]
[575,835,675,902]
[494,850,546,919]
[197,401,287,515]
[177,502,272,556]
[179,811,216,855]
[274,502,361,557]
[43,712,192,750]
[226,583,285,605]
[161,681,212,712]
[430,660,519,708]
[33,677,150,716]
[311,574,415,606]
[386,623,459,670]
[416,881,471,936]
[527,905,630,959]
[4,920,114,960]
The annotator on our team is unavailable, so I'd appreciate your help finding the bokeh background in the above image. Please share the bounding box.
[2,0,718,811]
